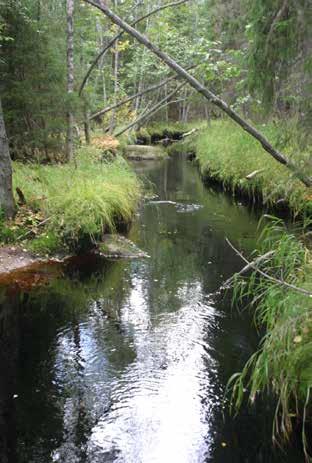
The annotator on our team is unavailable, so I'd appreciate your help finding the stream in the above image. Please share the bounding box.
[0,154,302,462]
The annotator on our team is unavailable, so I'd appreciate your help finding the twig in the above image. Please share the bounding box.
[16,217,51,241]
[246,168,265,180]
[181,127,198,138]
[221,250,275,289]
[225,238,312,297]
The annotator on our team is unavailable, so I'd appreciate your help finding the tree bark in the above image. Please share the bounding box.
[66,0,74,162]
[84,109,91,144]
[79,0,189,95]
[84,0,312,188]
[109,4,119,135]
[0,99,15,218]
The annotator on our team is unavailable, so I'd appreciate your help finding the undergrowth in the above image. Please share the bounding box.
[10,146,141,254]
[228,217,312,459]
[196,119,312,216]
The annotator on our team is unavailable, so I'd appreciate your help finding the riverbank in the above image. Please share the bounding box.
[195,120,312,216]
[229,219,312,456]
[0,145,141,261]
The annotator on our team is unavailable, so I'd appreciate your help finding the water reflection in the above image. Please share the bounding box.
[87,281,218,463]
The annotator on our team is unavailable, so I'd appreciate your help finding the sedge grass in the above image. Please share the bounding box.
[196,120,312,216]
[228,217,312,458]
[12,146,141,252]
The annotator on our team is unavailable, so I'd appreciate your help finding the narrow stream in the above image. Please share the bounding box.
[0,155,302,462]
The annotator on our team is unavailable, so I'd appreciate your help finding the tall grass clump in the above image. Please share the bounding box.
[196,120,312,216]
[13,147,141,251]
[228,217,312,459]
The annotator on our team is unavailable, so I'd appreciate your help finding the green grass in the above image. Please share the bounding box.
[196,120,312,216]
[136,121,208,145]
[228,217,312,458]
[11,146,141,253]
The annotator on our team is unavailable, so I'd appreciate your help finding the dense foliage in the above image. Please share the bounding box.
[1,0,310,160]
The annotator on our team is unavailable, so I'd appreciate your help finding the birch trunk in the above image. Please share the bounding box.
[66,0,74,162]
[0,99,15,218]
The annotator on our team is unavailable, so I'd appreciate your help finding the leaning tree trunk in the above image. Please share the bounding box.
[84,0,312,188]
[66,0,75,162]
[0,99,15,218]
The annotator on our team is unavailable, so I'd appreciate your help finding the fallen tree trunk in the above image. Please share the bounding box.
[114,82,186,137]
[79,0,189,95]
[83,0,312,188]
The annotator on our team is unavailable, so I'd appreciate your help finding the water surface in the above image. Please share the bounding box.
[0,155,302,462]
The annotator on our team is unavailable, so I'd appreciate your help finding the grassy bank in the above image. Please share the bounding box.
[195,120,312,216]
[229,219,312,457]
[0,146,141,254]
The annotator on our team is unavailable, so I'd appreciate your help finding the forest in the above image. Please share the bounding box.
[0,0,312,462]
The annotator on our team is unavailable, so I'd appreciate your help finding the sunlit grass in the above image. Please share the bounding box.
[12,146,141,252]
[196,120,312,216]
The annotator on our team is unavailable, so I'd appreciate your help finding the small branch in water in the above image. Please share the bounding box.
[225,238,312,297]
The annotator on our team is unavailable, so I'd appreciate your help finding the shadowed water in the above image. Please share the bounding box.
[0,155,303,462]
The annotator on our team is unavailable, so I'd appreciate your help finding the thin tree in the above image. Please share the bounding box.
[66,0,75,162]
[0,98,15,218]
[83,0,312,188]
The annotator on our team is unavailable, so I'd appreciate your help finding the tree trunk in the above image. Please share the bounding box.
[0,99,15,218]
[84,0,312,188]
[109,13,119,134]
[66,0,74,162]
[84,109,91,144]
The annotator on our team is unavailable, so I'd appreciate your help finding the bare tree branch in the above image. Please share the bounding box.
[79,0,190,95]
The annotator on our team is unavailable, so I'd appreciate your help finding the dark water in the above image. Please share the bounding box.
[0,156,303,463]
